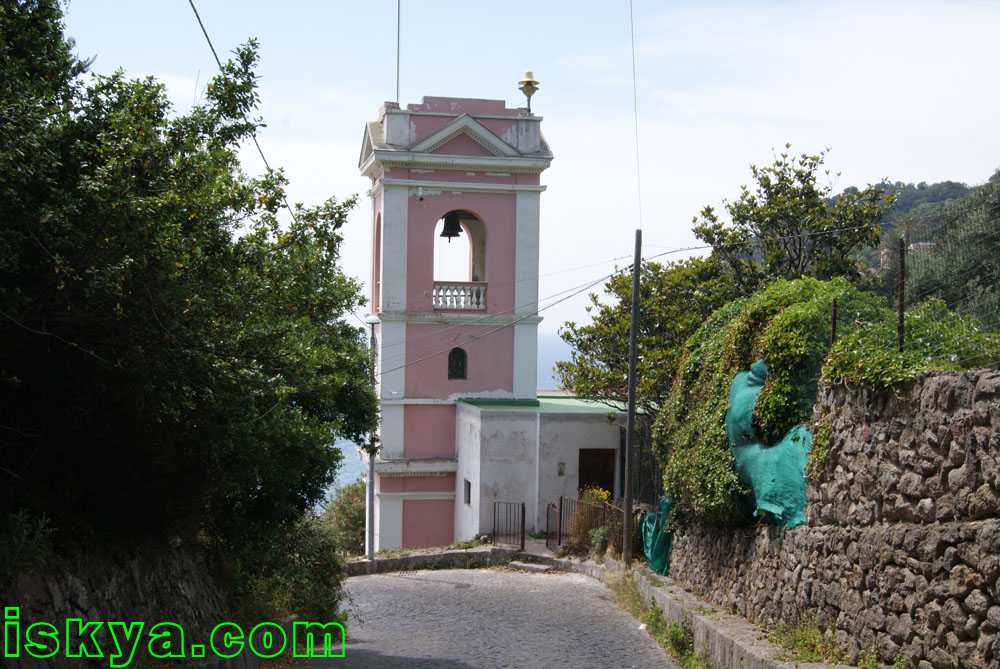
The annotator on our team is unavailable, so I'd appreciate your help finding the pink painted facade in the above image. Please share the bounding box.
[360,96,552,550]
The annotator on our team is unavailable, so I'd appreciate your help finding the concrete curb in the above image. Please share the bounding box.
[526,554,851,669]
[346,546,519,576]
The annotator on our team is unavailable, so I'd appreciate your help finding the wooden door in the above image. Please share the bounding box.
[578,448,616,494]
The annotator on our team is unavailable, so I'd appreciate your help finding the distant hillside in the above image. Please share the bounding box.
[537,331,572,391]
[849,179,972,269]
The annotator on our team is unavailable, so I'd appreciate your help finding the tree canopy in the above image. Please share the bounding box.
[557,256,737,417]
[692,146,896,293]
[0,1,377,553]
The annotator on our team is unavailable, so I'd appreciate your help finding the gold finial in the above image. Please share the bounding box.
[519,71,539,113]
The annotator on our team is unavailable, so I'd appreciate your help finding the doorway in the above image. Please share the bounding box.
[578,448,616,494]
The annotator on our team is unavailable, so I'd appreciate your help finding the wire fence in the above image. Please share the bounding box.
[868,179,1000,370]
[550,496,625,554]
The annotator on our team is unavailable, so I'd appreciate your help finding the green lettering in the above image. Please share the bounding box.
[293,621,344,658]
[210,622,244,659]
[147,622,184,659]
[107,621,144,668]
[65,619,103,658]
[25,623,59,659]
[248,622,286,659]
[4,607,19,659]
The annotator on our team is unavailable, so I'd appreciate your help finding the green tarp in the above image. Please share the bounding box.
[725,359,812,529]
[642,496,673,575]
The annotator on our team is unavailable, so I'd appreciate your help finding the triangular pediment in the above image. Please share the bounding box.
[358,121,385,169]
[409,114,520,158]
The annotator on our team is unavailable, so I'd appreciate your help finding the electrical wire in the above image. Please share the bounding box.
[187,0,298,224]
[359,251,633,354]
[375,271,627,369]
[376,270,617,379]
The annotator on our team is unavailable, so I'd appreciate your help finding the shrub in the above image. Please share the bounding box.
[0,510,54,587]
[323,479,367,556]
[231,515,347,624]
[654,277,886,523]
[823,298,1000,387]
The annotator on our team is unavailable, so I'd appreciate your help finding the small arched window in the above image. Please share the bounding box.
[448,347,467,380]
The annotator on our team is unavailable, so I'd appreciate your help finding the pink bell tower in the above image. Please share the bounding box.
[359,96,553,549]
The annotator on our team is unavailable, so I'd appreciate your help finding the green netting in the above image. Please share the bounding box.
[642,496,673,575]
[725,360,812,529]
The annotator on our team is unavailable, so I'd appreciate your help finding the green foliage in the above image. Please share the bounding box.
[231,515,347,624]
[693,146,896,293]
[806,412,834,481]
[588,525,609,553]
[0,510,54,587]
[857,648,880,669]
[322,479,367,556]
[608,576,711,669]
[665,615,694,659]
[654,278,887,522]
[0,0,376,577]
[764,611,847,664]
[558,256,738,417]
[824,298,1000,387]
[907,179,1000,332]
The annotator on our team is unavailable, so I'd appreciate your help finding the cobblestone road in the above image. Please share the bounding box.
[296,568,677,669]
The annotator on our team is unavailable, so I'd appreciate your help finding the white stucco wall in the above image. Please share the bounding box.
[453,403,483,541]
[453,402,624,536]
[535,413,622,531]
[476,410,539,533]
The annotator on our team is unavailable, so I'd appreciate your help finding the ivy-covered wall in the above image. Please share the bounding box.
[668,370,1000,668]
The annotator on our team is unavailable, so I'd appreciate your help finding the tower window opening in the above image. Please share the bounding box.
[433,210,486,283]
[448,347,467,380]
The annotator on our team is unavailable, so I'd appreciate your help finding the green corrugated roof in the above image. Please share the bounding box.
[459,396,624,414]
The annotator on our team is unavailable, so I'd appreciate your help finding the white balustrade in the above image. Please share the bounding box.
[432,282,487,310]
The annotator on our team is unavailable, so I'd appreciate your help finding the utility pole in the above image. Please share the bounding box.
[623,229,641,567]
[365,315,380,560]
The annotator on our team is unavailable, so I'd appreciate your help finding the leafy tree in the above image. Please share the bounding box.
[0,0,377,557]
[693,146,896,293]
[905,178,1000,332]
[557,256,737,418]
[556,257,737,502]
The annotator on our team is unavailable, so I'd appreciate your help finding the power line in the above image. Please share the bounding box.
[373,222,928,373]
[376,271,619,379]
[186,0,298,224]
[628,0,643,231]
[376,271,625,369]
[362,252,633,355]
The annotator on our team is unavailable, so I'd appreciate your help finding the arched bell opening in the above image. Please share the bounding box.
[432,210,487,310]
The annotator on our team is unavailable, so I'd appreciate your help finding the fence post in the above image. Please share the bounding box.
[898,237,905,353]
[830,297,838,345]
[493,501,497,544]
[557,495,563,548]
[520,502,526,552]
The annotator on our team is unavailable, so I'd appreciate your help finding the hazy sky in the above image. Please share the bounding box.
[63,1,1000,333]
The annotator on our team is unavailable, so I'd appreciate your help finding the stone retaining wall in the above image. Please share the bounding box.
[1,545,233,668]
[669,370,1000,669]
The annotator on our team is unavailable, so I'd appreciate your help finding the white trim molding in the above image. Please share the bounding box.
[376,312,543,326]
[376,458,459,477]
[376,491,456,500]
[369,179,547,197]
